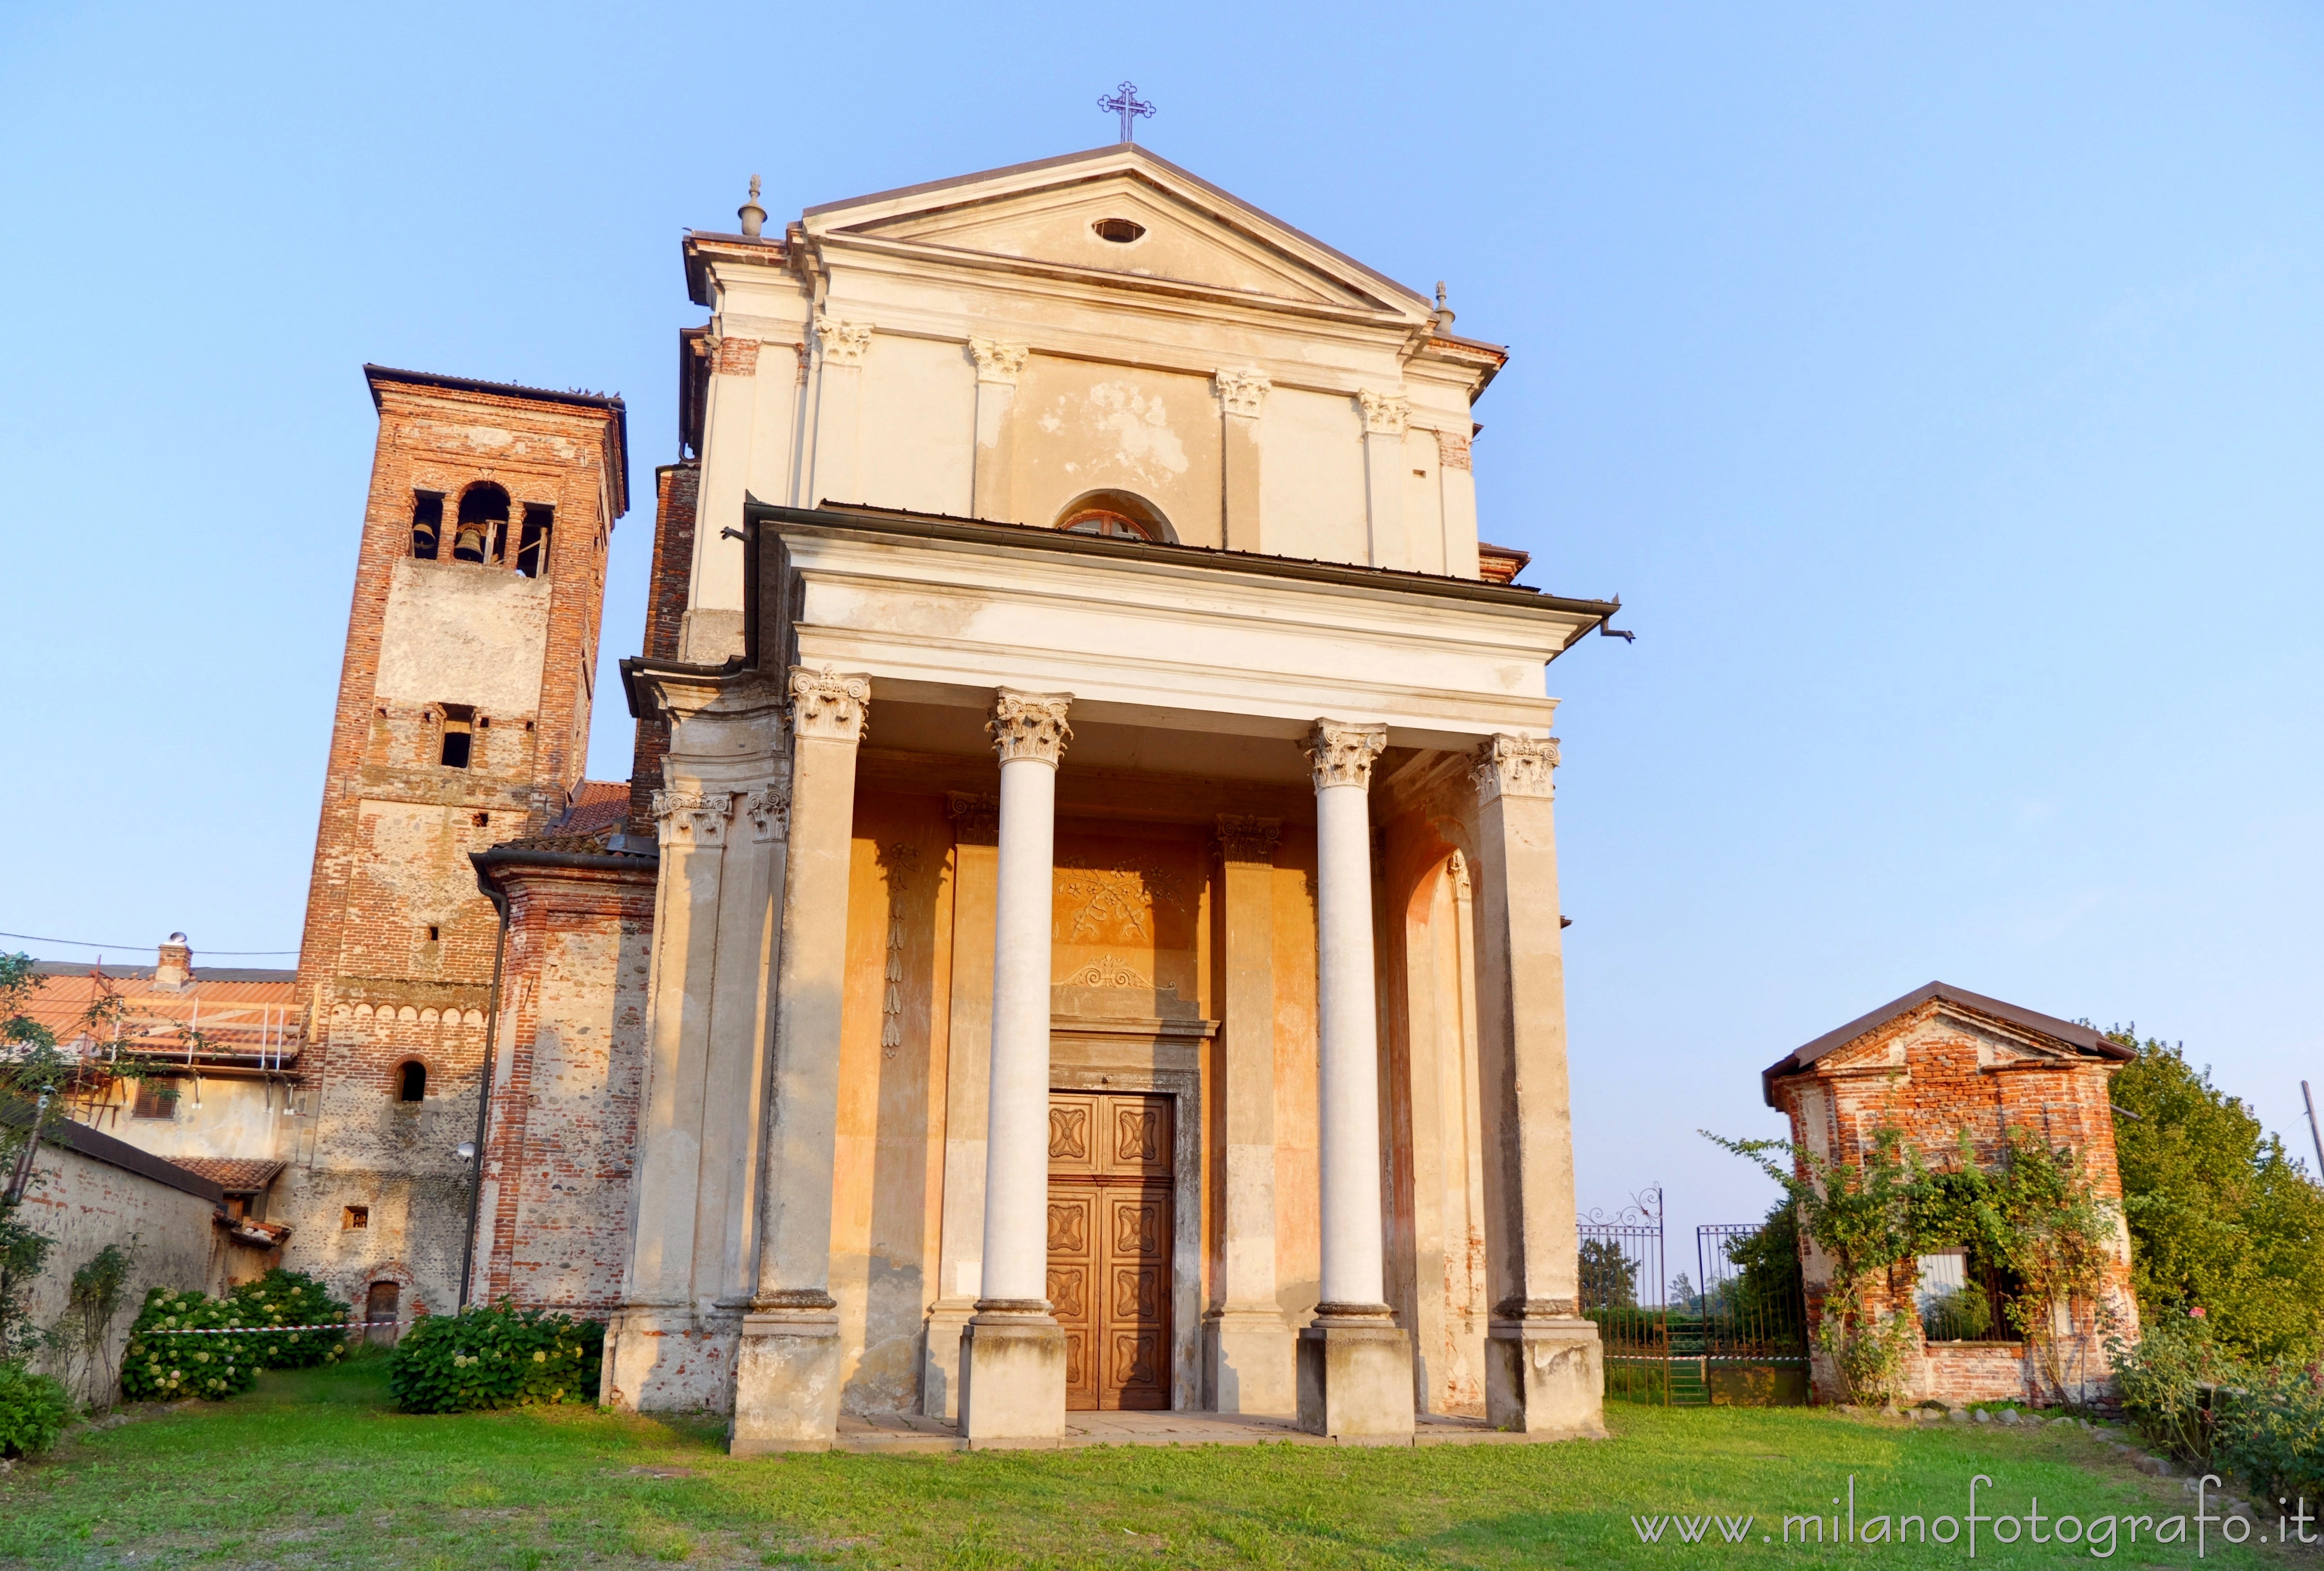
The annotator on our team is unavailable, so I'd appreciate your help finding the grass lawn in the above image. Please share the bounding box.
[0,1355,2303,1569]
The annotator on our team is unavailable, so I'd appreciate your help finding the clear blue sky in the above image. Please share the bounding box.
[5,3,2319,1243]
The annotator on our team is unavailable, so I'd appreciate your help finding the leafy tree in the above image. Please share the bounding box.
[1577,1238,1640,1310]
[2108,1032,2324,1365]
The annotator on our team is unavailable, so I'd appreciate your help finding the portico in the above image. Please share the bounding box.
[602,498,1610,1449]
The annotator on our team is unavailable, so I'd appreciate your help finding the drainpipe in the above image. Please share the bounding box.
[458,870,511,1312]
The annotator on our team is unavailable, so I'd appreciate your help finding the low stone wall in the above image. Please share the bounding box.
[11,1114,237,1403]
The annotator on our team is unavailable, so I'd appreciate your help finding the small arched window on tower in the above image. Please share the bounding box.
[453,483,511,564]
[514,505,554,578]
[411,491,444,559]
[1056,490,1173,543]
[396,1061,427,1102]
[438,703,475,768]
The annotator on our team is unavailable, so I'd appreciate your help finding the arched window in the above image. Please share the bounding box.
[1055,490,1173,543]
[453,484,511,564]
[396,1061,427,1102]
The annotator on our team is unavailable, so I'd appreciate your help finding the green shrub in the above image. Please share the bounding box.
[121,1288,263,1402]
[0,1362,72,1457]
[220,1269,349,1370]
[2109,1309,2245,1465]
[387,1302,603,1414]
[2217,1365,2324,1505]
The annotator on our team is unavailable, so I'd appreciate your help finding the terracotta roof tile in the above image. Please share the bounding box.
[171,1158,286,1193]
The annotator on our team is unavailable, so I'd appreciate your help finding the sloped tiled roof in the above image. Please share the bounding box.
[554,780,632,838]
[170,1157,286,1193]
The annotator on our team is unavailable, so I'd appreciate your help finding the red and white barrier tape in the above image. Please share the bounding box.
[144,1319,411,1335]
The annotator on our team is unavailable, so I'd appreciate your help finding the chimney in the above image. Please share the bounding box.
[153,932,193,992]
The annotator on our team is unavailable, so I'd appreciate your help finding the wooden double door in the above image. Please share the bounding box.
[1046,1091,1173,1410]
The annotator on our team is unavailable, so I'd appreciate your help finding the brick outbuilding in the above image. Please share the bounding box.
[1762,982,2141,1408]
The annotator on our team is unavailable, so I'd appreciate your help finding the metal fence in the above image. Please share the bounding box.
[1579,1191,1808,1407]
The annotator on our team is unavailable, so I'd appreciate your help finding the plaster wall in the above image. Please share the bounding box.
[375,559,554,713]
[78,1077,287,1170]
[851,336,974,517]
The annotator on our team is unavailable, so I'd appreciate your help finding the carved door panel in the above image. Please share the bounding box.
[1046,1190,1098,1411]
[1102,1187,1172,1409]
[1049,1090,1173,1411]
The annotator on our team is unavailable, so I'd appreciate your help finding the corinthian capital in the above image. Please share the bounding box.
[1214,367,1271,419]
[743,784,791,842]
[651,790,735,847]
[814,314,873,367]
[787,666,870,743]
[1304,720,1387,792]
[988,689,1073,766]
[1357,389,1409,437]
[968,337,1031,384]
[1472,733,1559,805]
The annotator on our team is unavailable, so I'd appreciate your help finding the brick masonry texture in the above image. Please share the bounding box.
[279,374,626,1317]
[627,460,698,832]
[1771,998,2139,1407]
[472,858,656,1312]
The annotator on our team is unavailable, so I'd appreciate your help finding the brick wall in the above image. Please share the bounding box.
[627,460,699,831]
[471,852,657,1313]
[280,369,627,1318]
[1774,999,2139,1407]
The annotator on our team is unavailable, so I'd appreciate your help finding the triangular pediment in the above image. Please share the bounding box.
[802,147,1429,319]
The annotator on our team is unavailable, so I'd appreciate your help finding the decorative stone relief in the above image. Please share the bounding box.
[787,666,870,743]
[1304,719,1388,792]
[1433,429,1472,471]
[1214,367,1271,419]
[968,337,1031,384]
[1062,955,1153,989]
[1357,389,1410,437]
[876,843,920,1058]
[1057,864,1188,941]
[1471,733,1560,805]
[814,314,873,367]
[987,689,1072,765]
[742,784,790,842]
[712,336,761,377]
[1447,847,1472,899]
[651,789,735,847]
[1215,814,1282,863]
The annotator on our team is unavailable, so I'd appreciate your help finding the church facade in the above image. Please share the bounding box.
[293,143,1616,1448]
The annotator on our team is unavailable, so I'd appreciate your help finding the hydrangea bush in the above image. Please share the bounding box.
[120,1272,348,1403]
[387,1302,603,1414]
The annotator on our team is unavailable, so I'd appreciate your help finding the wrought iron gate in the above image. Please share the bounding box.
[1579,1190,1807,1407]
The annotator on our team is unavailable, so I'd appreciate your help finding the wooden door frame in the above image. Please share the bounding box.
[1050,1016,1210,1413]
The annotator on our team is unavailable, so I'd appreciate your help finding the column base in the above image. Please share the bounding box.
[958,1303,1066,1448]
[921,1299,976,1421]
[1296,1307,1415,1442]
[600,1301,743,1414]
[1204,1306,1295,1415]
[1485,1315,1608,1439]
[728,1299,844,1455]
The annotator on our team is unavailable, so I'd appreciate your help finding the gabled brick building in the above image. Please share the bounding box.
[1762,982,2142,1407]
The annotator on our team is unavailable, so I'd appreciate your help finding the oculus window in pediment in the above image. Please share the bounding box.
[845,178,1377,308]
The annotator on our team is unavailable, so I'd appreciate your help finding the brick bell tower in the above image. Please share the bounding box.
[278,366,628,1319]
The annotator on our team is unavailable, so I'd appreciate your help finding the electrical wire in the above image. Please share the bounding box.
[0,930,297,955]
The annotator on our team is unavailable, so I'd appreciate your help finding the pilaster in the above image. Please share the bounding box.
[730,665,870,1455]
[1466,733,1605,1439]
[807,315,873,510]
[1215,368,1269,553]
[1358,390,1410,571]
[970,339,1029,523]
[1205,813,1293,1413]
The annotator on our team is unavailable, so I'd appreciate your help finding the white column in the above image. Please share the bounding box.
[959,689,1074,1445]
[1293,720,1413,1438]
[1308,720,1389,1311]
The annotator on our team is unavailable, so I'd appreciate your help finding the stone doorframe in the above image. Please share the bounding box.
[1048,1015,1212,1413]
